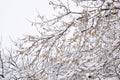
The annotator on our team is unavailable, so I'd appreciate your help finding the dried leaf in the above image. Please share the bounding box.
[90,29,96,36]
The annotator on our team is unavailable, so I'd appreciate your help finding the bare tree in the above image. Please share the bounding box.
[1,0,120,80]
[0,39,5,79]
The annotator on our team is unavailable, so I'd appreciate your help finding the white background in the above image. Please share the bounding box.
[0,0,52,48]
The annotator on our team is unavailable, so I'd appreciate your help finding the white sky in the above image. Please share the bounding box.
[0,0,53,48]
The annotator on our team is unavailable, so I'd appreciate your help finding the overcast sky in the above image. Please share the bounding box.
[0,0,53,48]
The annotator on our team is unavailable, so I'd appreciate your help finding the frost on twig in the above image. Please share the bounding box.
[2,0,120,80]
